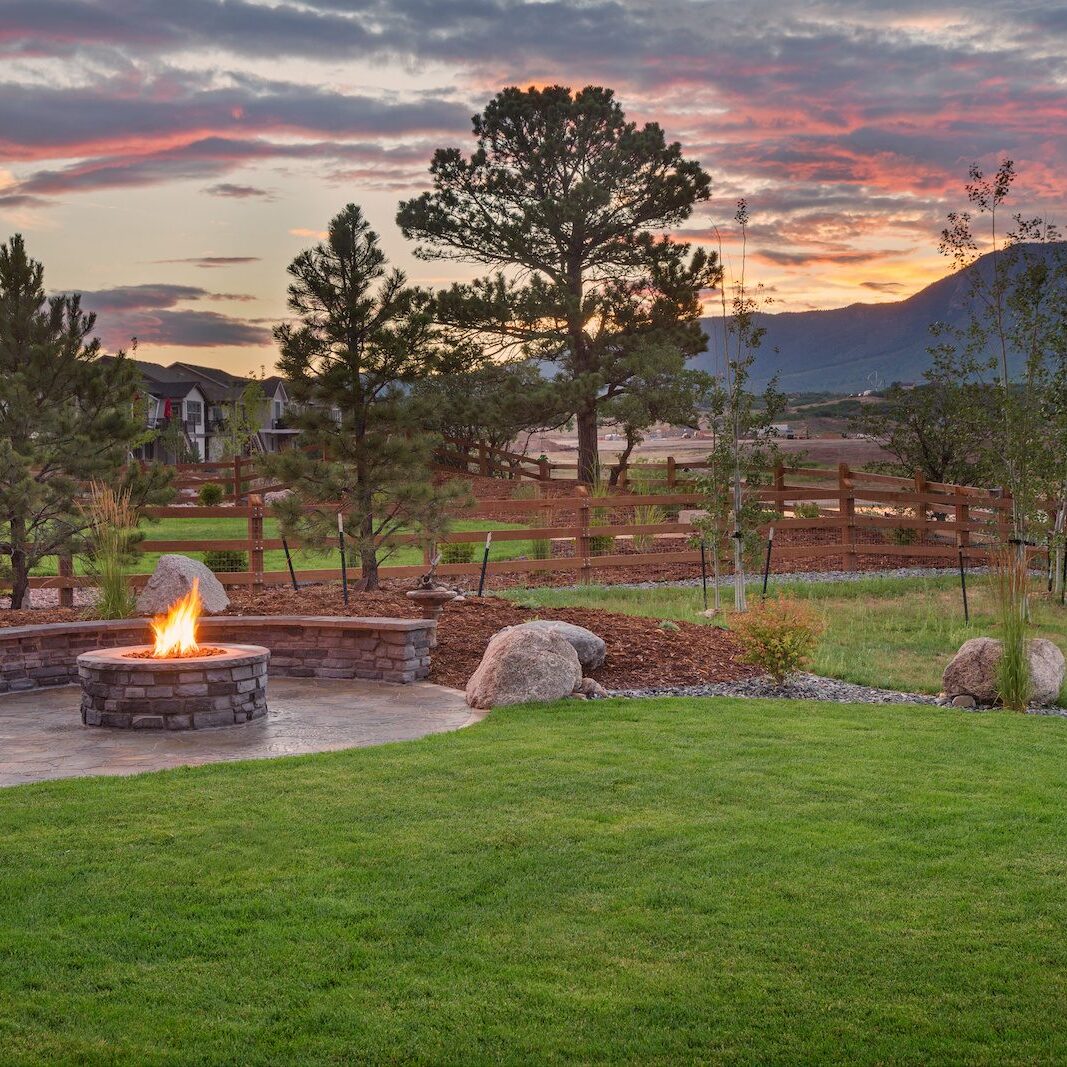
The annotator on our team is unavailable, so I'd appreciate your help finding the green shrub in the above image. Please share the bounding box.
[203,549,248,573]
[632,503,666,550]
[588,482,616,556]
[793,501,821,519]
[731,596,825,683]
[197,482,225,506]
[888,525,919,546]
[530,537,552,560]
[440,541,476,564]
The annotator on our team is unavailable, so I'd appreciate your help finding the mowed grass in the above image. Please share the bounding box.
[5,698,1067,1063]
[23,516,533,579]
[505,575,1067,697]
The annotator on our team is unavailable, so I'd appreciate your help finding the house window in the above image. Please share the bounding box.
[274,400,282,420]
[185,400,202,426]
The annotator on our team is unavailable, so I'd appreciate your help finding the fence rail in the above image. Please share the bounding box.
[32,462,1049,601]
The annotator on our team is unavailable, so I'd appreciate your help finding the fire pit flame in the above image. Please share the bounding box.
[150,578,203,658]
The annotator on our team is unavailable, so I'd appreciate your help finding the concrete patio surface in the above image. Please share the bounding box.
[0,677,482,787]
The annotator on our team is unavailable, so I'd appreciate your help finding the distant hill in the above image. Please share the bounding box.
[695,243,1066,393]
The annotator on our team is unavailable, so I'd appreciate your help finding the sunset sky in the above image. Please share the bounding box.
[2,0,1064,377]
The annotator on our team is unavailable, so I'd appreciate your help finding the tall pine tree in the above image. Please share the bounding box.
[259,205,466,592]
[397,85,717,483]
[0,234,173,609]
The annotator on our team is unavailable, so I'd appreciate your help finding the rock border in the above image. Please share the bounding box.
[0,616,434,694]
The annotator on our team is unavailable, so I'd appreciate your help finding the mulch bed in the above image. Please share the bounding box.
[0,583,754,692]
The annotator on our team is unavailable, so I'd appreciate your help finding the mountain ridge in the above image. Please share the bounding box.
[695,242,1066,393]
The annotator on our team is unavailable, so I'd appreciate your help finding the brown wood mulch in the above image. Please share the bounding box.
[0,583,754,692]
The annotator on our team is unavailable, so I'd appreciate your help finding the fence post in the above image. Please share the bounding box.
[478,442,490,477]
[577,484,592,585]
[247,493,265,592]
[58,552,74,608]
[667,455,676,489]
[839,462,856,570]
[539,457,550,482]
[957,495,971,553]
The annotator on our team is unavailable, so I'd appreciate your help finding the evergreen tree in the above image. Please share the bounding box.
[0,234,173,609]
[258,205,467,592]
[397,85,716,484]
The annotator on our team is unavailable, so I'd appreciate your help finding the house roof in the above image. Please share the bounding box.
[147,381,202,400]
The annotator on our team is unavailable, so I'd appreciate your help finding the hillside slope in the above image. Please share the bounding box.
[696,242,1065,392]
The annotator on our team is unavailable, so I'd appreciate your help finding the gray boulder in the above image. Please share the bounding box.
[943,636,1065,707]
[505,620,606,671]
[136,554,230,616]
[465,626,582,709]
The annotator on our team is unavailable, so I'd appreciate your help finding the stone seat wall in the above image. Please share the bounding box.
[0,616,434,694]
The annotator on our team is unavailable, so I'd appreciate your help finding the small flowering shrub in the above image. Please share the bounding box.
[731,597,824,683]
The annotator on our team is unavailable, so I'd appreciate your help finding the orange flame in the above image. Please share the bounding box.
[151,578,202,658]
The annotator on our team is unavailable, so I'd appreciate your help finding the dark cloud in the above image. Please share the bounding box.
[73,283,271,349]
[860,280,906,293]
[203,183,273,199]
[152,255,260,268]
[754,248,904,267]
[78,283,208,311]
[5,136,435,199]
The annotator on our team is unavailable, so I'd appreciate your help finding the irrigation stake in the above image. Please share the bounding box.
[699,539,709,610]
[1061,544,1066,606]
[337,511,349,606]
[281,536,299,591]
[958,545,969,623]
[761,527,775,599]
[477,531,492,597]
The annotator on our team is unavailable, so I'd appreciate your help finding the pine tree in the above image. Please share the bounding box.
[397,85,716,484]
[0,234,173,609]
[258,205,467,592]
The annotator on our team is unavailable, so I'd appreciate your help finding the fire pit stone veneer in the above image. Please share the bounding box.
[77,644,269,729]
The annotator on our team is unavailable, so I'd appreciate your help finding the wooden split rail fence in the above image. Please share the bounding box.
[35,463,1037,603]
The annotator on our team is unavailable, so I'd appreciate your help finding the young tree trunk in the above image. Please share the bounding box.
[356,543,379,592]
[607,432,639,488]
[8,518,29,610]
[576,405,600,486]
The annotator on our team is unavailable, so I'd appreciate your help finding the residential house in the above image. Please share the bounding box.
[123,357,299,462]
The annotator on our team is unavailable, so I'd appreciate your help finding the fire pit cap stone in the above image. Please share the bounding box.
[136,554,229,616]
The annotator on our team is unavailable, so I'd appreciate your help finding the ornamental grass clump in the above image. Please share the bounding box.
[991,546,1031,711]
[78,482,140,619]
[731,596,825,684]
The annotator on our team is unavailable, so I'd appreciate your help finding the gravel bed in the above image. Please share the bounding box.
[607,670,1066,716]
[608,672,940,705]
[607,566,987,590]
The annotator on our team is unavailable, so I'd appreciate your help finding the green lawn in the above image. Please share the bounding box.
[26,517,533,579]
[4,697,1067,1063]
[504,575,1067,697]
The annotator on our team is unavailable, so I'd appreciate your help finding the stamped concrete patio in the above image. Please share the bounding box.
[0,677,481,787]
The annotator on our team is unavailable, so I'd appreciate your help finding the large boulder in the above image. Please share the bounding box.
[943,636,1065,707]
[136,554,230,616]
[466,626,582,709]
[506,620,606,671]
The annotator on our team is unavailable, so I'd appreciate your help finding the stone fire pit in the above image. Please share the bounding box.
[77,644,269,729]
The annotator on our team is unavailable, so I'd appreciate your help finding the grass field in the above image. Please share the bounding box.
[4,697,1067,1063]
[24,516,534,579]
[504,575,1067,697]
